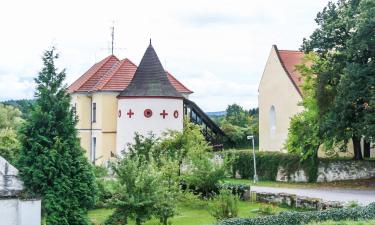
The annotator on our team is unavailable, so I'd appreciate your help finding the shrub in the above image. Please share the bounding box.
[218,183,250,200]
[222,150,318,182]
[209,189,240,221]
[177,190,208,209]
[257,205,278,215]
[216,202,375,225]
[183,150,225,198]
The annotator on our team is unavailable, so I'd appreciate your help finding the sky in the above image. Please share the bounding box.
[0,0,329,111]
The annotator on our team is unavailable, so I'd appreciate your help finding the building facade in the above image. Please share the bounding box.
[68,42,192,164]
[258,45,304,151]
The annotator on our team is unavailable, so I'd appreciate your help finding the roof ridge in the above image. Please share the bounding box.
[123,58,137,67]
[69,55,119,92]
[274,45,303,97]
[278,49,303,53]
[94,59,125,91]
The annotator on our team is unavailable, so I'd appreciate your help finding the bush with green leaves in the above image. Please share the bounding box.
[105,155,164,225]
[106,134,181,225]
[209,189,240,221]
[216,202,375,225]
[183,150,225,197]
[93,166,116,208]
[0,128,20,164]
[257,205,278,215]
[0,103,23,164]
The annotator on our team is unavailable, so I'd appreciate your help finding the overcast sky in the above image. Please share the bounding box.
[0,0,329,111]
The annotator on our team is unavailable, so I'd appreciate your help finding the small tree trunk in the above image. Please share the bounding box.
[136,217,142,225]
[163,217,168,225]
[352,136,363,160]
[178,160,182,177]
[364,140,371,158]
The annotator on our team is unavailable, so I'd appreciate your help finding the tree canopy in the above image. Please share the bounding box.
[301,0,375,160]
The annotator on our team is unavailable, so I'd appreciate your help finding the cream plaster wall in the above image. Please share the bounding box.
[72,92,119,164]
[258,46,303,151]
[71,94,92,129]
[116,98,183,154]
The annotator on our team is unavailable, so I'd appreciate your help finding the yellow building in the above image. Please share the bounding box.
[258,45,374,158]
[68,45,193,164]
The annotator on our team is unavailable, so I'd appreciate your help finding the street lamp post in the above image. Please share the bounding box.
[247,135,258,183]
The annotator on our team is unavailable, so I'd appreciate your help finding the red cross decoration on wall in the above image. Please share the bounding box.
[160,110,168,119]
[127,109,134,118]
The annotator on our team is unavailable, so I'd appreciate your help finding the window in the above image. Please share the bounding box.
[91,137,96,164]
[72,103,77,116]
[92,102,96,123]
[269,105,276,137]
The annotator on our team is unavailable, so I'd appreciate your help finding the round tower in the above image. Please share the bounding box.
[116,41,184,154]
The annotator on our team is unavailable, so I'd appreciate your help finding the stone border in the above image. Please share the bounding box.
[253,191,343,210]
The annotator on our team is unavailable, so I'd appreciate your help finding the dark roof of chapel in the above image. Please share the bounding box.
[118,42,183,98]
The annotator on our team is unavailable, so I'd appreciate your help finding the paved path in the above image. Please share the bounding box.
[251,186,375,205]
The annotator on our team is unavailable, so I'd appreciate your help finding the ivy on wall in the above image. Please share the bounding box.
[222,150,318,182]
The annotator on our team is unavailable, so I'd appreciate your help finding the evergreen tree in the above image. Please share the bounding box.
[17,47,97,224]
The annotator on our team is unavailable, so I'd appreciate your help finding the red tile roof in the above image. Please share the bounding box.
[274,45,305,96]
[68,56,193,94]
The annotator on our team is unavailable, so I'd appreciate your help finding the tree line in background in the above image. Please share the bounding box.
[286,0,374,161]
[210,104,259,149]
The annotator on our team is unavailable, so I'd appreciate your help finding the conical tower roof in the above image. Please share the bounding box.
[118,41,183,98]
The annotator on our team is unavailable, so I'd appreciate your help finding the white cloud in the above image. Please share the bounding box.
[185,71,258,111]
[0,74,35,101]
[0,0,330,110]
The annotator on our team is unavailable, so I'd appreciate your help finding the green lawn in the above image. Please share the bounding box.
[222,178,375,190]
[307,220,375,225]
[88,201,291,225]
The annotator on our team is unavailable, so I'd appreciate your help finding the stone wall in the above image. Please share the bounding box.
[276,160,375,183]
[254,191,343,210]
[317,160,375,182]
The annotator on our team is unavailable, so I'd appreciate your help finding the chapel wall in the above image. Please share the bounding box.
[116,98,183,154]
[258,46,303,152]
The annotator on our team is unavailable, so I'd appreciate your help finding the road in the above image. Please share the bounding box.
[251,186,375,205]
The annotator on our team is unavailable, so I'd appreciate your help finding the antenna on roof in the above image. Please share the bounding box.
[105,21,126,56]
[111,24,115,55]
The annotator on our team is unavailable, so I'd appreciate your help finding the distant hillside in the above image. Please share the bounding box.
[205,111,227,116]
[1,99,34,117]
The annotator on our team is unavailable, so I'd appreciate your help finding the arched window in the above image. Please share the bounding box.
[269,105,276,137]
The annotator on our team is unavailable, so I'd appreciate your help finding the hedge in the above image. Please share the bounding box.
[216,203,375,225]
[222,150,318,182]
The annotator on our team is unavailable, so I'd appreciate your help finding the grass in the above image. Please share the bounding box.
[307,220,375,225]
[222,178,375,190]
[88,201,292,225]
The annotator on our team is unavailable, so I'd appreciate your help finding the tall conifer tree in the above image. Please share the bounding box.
[17,48,97,224]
